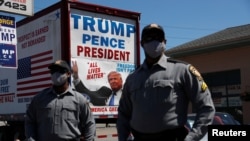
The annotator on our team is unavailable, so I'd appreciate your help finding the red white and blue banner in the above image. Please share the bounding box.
[0,15,17,68]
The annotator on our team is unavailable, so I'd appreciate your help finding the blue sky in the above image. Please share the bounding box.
[1,0,250,61]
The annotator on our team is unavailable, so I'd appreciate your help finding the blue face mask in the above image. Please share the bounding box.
[143,40,166,58]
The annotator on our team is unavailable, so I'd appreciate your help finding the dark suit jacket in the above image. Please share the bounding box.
[74,80,112,106]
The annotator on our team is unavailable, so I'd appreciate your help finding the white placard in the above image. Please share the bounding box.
[0,0,34,16]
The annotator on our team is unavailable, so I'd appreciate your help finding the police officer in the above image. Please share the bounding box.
[117,23,215,141]
[25,60,96,141]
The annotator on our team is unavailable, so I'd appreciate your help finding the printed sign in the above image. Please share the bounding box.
[0,15,17,68]
[0,0,34,16]
[70,8,138,114]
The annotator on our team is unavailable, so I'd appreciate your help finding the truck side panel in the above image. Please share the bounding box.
[0,9,62,119]
[0,1,140,140]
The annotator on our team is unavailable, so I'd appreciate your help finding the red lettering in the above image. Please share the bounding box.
[76,46,130,61]
[91,107,108,112]
[77,45,84,56]
[109,106,118,112]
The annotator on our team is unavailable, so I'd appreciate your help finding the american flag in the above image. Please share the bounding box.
[17,50,53,97]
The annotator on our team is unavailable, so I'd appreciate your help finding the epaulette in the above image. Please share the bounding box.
[167,58,188,65]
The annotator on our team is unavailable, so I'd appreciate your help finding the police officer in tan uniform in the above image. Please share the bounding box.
[117,23,215,141]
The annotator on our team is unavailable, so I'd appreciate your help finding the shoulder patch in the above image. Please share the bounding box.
[201,81,208,92]
[189,65,203,81]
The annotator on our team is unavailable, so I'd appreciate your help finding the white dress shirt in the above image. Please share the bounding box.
[106,89,122,106]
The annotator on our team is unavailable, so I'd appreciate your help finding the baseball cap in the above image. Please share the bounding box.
[48,60,71,72]
[141,23,165,42]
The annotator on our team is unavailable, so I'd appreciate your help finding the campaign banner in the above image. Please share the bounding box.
[70,8,138,110]
[0,15,17,68]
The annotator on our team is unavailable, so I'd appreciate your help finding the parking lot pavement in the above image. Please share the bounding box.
[96,123,117,135]
[95,123,118,141]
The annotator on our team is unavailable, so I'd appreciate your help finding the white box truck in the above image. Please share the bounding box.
[0,1,140,140]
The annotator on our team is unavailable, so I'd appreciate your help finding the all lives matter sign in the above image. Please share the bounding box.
[208,125,250,141]
[0,0,34,16]
[0,15,17,68]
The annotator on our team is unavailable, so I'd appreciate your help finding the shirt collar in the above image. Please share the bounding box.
[52,85,74,96]
[141,54,169,70]
[115,89,122,95]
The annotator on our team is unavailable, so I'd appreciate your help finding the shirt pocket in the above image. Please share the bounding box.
[153,80,175,104]
[130,84,144,103]
[62,103,78,124]
[37,104,53,122]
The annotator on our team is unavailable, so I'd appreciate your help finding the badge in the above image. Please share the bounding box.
[201,81,208,92]
[189,65,203,81]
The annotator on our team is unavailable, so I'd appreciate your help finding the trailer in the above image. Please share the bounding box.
[0,0,140,140]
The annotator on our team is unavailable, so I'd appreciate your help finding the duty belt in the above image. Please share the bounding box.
[131,126,188,141]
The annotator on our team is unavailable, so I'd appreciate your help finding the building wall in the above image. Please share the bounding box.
[172,45,250,124]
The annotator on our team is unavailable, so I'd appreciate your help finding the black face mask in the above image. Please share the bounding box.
[143,40,165,58]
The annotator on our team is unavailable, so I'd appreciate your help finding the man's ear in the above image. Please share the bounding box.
[163,39,167,44]
[66,71,71,77]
